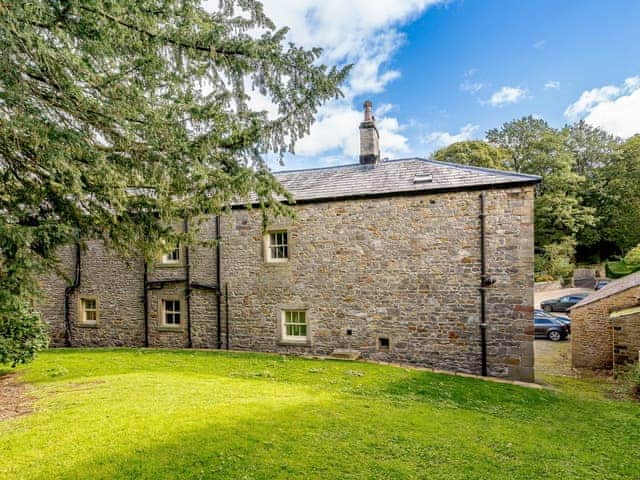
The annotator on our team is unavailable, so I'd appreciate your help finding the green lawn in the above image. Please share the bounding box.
[1,349,639,479]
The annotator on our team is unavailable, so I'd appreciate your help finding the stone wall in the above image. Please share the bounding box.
[612,310,640,368]
[221,186,535,381]
[37,186,535,381]
[571,285,640,369]
[38,217,221,349]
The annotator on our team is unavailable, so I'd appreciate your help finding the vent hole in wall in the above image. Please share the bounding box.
[378,337,390,350]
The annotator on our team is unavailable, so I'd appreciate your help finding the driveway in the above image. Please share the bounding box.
[533,287,592,378]
[534,287,592,309]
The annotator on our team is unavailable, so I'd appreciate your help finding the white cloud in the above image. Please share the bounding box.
[544,80,560,90]
[255,0,444,97]
[461,81,485,94]
[533,40,546,49]
[423,124,480,150]
[484,86,527,107]
[460,68,485,94]
[203,0,444,160]
[564,85,621,120]
[294,100,410,159]
[564,75,640,137]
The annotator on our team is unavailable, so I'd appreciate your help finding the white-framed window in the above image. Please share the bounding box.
[281,310,307,341]
[161,299,182,326]
[265,230,288,262]
[161,245,181,265]
[79,297,98,324]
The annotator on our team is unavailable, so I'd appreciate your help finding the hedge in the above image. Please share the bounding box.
[605,261,640,279]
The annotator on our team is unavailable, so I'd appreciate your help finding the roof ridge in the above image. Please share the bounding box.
[572,270,640,308]
[420,157,542,181]
[273,158,420,175]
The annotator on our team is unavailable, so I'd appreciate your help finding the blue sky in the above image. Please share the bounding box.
[247,1,640,170]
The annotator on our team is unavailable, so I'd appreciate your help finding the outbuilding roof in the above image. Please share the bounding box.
[270,157,540,203]
[573,270,640,309]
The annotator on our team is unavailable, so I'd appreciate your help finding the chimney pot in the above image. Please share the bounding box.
[359,100,380,165]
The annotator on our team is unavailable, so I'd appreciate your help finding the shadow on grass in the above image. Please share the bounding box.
[19,349,640,430]
[13,388,640,480]
[4,349,640,479]
[5,394,571,480]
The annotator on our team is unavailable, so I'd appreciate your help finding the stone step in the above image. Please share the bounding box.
[329,349,361,360]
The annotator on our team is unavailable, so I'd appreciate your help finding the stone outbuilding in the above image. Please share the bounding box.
[571,271,640,369]
[37,102,541,381]
[610,306,640,369]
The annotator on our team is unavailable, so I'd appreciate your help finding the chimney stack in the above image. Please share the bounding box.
[359,100,380,165]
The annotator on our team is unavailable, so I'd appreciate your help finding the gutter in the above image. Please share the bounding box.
[63,243,81,347]
[232,180,541,210]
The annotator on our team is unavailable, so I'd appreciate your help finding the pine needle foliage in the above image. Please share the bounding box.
[0,0,349,364]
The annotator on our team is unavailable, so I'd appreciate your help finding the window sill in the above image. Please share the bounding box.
[156,263,185,269]
[157,326,185,333]
[76,322,98,329]
[278,338,311,347]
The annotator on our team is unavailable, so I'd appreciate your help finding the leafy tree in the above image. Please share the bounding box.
[563,120,620,176]
[0,0,348,364]
[433,140,510,170]
[487,117,594,248]
[597,135,640,254]
[563,121,620,255]
[625,244,640,266]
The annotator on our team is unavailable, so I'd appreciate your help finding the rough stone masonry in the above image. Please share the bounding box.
[37,102,540,382]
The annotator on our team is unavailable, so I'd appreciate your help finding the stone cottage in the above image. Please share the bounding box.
[38,102,540,381]
[571,271,640,369]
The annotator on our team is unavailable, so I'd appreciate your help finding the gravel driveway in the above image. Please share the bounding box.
[533,287,592,378]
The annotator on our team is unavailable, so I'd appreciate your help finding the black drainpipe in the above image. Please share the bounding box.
[215,215,223,349]
[184,218,193,348]
[143,261,149,347]
[225,283,230,350]
[63,243,81,347]
[479,191,488,376]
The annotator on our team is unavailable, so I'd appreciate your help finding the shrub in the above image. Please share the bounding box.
[616,363,640,400]
[624,244,640,265]
[0,304,49,367]
[605,261,640,279]
[535,273,556,282]
[544,240,576,280]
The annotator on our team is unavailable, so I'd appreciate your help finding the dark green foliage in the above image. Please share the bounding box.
[0,304,49,367]
[605,261,640,279]
[595,136,640,254]
[0,0,348,364]
[432,140,510,169]
[434,117,640,275]
[487,116,595,249]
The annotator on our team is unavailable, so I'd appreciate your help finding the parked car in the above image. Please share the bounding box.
[534,316,569,341]
[534,309,571,333]
[540,293,589,312]
[595,280,610,290]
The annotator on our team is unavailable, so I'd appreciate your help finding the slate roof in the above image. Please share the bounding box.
[268,157,540,203]
[572,270,640,309]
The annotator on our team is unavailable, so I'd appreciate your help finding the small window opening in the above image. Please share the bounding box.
[267,231,288,262]
[378,337,390,350]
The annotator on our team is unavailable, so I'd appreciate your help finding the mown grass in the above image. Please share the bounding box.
[1,349,639,479]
